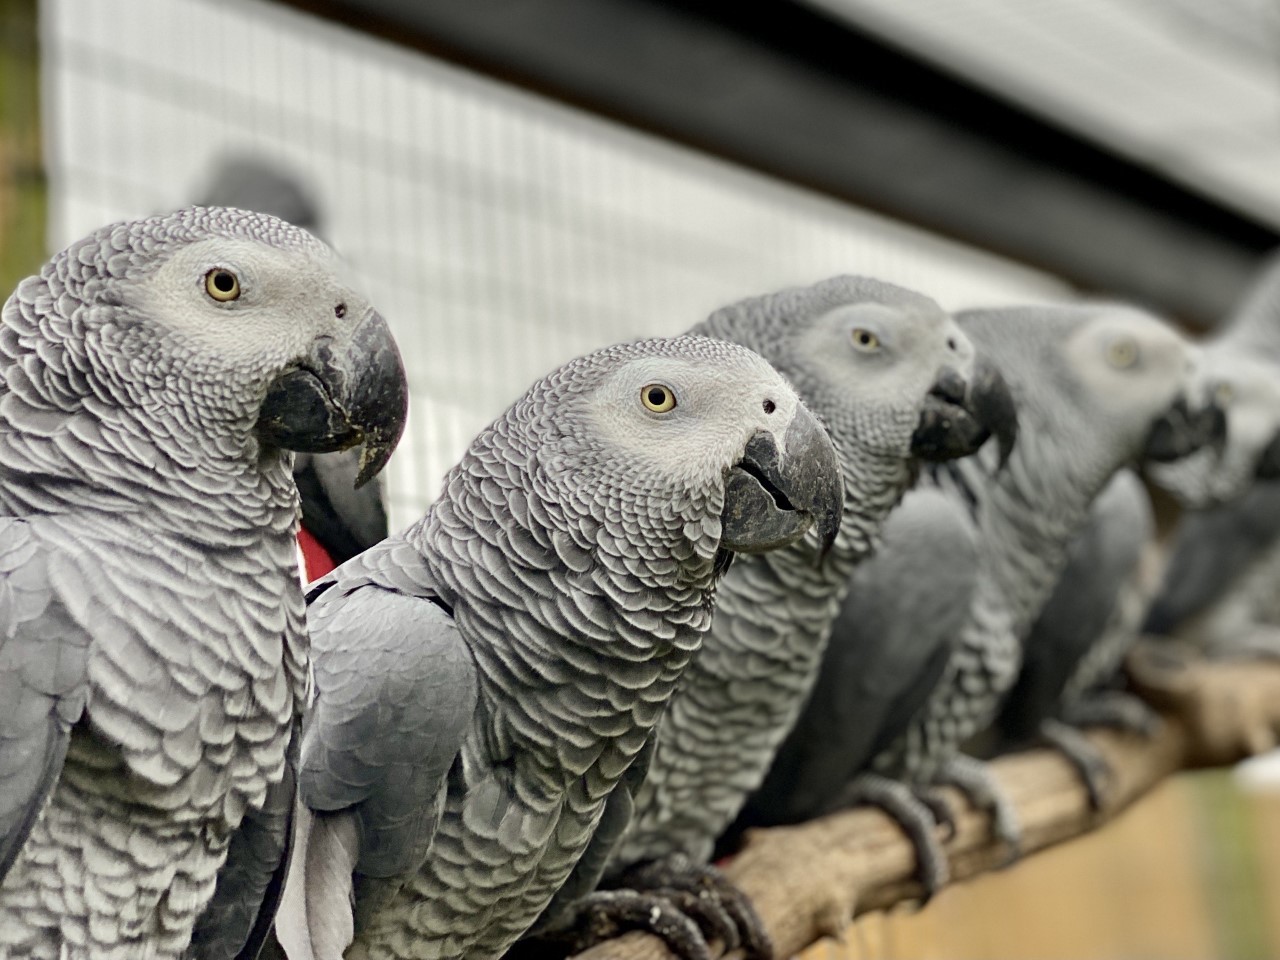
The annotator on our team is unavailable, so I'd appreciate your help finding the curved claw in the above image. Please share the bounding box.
[840,773,952,900]
[917,788,958,843]
[620,855,774,960]
[937,755,1022,864]
[1039,719,1112,812]
[512,889,711,960]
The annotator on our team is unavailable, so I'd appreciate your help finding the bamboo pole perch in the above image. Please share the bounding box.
[570,643,1280,960]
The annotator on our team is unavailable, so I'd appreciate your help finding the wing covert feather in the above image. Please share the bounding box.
[743,489,977,826]
[0,518,92,881]
[300,542,478,880]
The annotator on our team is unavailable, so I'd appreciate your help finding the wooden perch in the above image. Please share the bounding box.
[571,643,1280,960]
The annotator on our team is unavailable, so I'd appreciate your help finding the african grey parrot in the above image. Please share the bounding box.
[195,156,390,576]
[0,207,408,959]
[734,302,1222,896]
[520,276,1018,960]
[992,335,1280,795]
[271,334,845,960]
[1145,250,1280,657]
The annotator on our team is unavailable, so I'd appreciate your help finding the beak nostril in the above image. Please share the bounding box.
[947,337,958,352]
[763,399,776,415]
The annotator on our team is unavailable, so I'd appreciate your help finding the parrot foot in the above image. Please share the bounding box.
[936,755,1021,861]
[839,772,951,898]
[1038,718,1112,810]
[511,888,713,960]
[1060,689,1161,737]
[612,854,773,960]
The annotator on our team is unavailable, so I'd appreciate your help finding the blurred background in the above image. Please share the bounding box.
[3,0,1280,955]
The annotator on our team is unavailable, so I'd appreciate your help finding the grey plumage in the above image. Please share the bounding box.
[1145,251,1280,655]
[734,487,977,830]
[994,469,1157,750]
[992,291,1280,767]
[196,155,388,568]
[599,278,1017,897]
[0,207,407,960]
[273,335,844,960]
[738,303,1213,887]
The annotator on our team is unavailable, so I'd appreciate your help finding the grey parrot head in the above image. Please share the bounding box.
[957,303,1225,490]
[694,276,1018,481]
[517,335,843,575]
[1146,345,1280,506]
[53,206,408,487]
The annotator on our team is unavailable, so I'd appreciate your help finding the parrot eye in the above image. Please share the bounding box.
[850,328,880,352]
[641,383,677,414]
[204,268,241,303]
[1106,337,1139,369]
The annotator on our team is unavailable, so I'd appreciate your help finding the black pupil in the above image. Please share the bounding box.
[335,303,347,318]
[763,399,776,414]
[648,388,667,406]
[213,272,234,292]
[860,332,871,344]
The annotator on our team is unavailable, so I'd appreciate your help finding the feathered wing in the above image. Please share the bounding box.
[274,539,478,960]
[1145,481,1280,634]
[186,754,297,960]
[0,518,92,882]
[999,470,1152,744]
[739,489,978,828]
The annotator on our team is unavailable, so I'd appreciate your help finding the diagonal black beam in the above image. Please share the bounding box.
[280,0,1280,327]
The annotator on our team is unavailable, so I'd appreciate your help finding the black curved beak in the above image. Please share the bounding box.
[720,406,844,558]
[1143,394,1228,463]
[910,357,1018,469]
[257,309,409,488]
[1256,428,1280,480]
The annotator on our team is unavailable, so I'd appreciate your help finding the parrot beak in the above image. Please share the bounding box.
[1142,392,1228,463]
[257,309,409,488]
[910,356,1019,469]
[1255,427,1280,480]
[720,405,844,558]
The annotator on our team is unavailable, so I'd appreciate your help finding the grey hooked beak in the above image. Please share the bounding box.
[910,356,1019,469]
[720,406,844,558]
[257,309,409,488]
[1143,393,1228,463]
[1256,428,1280,480]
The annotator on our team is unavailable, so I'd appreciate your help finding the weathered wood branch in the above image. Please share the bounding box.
[572,644,1280,960]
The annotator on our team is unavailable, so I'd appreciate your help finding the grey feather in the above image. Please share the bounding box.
[300,541,478,882]
[276,334,840,960]
[996,470,1154,746]
[609,276,1003,876]
[734,301,1205,843]
[0,207,406,960]
[0,519,91,881]
[735,487,977,829]
[1145,481,1280,634]
[186,756,298,960]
